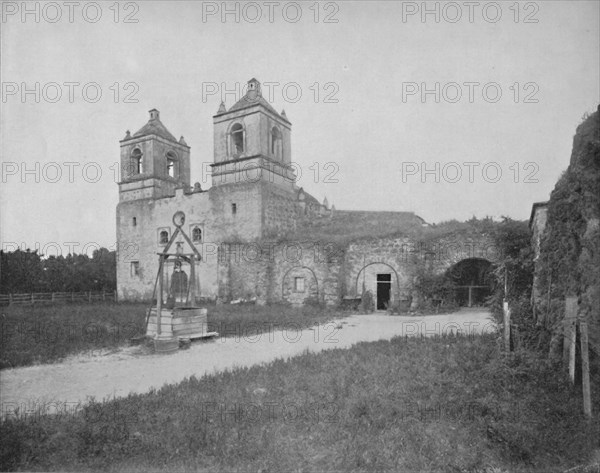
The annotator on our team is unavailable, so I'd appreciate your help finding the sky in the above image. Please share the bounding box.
[1,0,599,256]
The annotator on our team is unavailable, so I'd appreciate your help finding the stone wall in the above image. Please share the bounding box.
[344,237,414,308]
[116,189,217,301]
[209,182,264,241]
[262,185,300,238]
[216,242,270,303]
[269,242,342,305]
[217,241,342,305]
[342,232,500,309]
[423,233,500,275]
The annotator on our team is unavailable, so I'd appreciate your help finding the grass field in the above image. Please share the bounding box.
[0,302,348,369]
[1,333,598,472]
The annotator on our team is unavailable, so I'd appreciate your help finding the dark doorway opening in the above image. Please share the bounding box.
[448,258,493,307]
[377,273,391,310]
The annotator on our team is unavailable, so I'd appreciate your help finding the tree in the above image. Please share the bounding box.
[488,217,536,346]
[0,248,116,294]
[0,249,43,293]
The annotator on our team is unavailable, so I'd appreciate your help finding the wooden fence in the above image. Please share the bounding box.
[562,296,592,420]
[0,291,117,306]
[507,296,594,420]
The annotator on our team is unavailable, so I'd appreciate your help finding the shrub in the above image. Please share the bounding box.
[360,290,375,313]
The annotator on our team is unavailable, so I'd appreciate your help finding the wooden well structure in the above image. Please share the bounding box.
[146,211,213,353]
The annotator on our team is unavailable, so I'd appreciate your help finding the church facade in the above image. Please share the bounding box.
[116,78,499,309]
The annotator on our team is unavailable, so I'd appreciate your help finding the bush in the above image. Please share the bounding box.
[304,295,325,308]
[360,290,375,313]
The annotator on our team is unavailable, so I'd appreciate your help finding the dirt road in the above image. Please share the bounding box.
[1,309,495,412]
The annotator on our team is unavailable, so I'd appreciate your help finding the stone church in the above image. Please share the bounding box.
[116,78,498,309]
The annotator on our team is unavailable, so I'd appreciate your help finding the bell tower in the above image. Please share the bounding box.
[211,78,294,189]
[118,109,191,202]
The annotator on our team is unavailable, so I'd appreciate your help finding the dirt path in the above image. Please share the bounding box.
[1,309,494,412]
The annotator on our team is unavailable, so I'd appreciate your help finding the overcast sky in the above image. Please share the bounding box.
[1,0,599,256]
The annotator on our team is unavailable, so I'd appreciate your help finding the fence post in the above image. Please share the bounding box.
[503,300,510,352]
[580,321,592,419]
[88,291,91,303]
[51,292,55,303]
[565,296,578,384]
[31,293,35,304]
[511,323,519,350]
[9,293,12,305]
[103,291,106,301]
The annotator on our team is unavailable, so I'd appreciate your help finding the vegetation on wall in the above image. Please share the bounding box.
[534,108,600,356]
[417,216,498,242]
[411,263,458,309]
[473,107,600,362]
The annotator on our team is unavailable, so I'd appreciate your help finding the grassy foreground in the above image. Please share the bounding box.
[1,334,598,472]
[0,302,347,369]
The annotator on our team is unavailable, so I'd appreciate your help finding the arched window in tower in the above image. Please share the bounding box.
[131,148,143,175]
[230,123,244,157]
[192,226,202,243]
[271,126,282,160]
[166,151,177,178]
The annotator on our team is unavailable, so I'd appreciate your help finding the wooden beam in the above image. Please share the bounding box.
[157,255,163,336]
[189,254,196,306]
[145,257,165,329]
[179,229,202,259]
[161,227,181,255]
[503,300,510,353]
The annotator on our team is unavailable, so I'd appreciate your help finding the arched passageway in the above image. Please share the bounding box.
[447,258,494,307]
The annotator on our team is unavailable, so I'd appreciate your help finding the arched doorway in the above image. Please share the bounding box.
[354,262,403,311]
[447,258,494,307]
